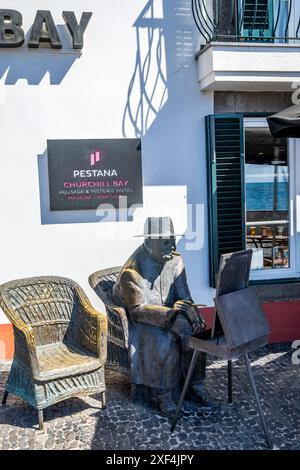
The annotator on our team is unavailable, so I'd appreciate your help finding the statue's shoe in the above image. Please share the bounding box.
[156,390,179,418]
[187,383,220,408]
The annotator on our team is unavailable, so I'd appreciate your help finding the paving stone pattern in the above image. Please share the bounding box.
[0,343,299,450]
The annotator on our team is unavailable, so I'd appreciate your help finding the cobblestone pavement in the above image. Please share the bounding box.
[0,343,299,450]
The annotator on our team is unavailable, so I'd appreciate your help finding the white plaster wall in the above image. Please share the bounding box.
[0,0,214,324]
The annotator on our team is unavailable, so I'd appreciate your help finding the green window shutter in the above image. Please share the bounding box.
[240,0,274,38]
[206,114,246,287]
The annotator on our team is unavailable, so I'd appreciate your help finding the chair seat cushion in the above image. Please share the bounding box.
[35,341,102,381]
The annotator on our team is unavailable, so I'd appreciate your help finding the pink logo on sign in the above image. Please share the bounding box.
[90,150,101,166]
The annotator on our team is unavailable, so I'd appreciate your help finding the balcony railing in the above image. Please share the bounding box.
[192,0,300,45]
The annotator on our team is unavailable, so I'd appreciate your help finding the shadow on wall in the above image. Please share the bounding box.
[122,0,195,138]
[0,26,80,85]
[122,0,168,138]
[121,0,200,187]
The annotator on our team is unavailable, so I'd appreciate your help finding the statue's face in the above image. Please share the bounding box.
[144,237,176,263]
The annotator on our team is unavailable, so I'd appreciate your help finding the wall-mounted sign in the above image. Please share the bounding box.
[0,10,92,49]
[47,139,143,211]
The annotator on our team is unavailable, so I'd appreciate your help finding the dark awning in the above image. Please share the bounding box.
[267,104,300,138]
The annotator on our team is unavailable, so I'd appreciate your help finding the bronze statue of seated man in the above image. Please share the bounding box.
[112,216,217,417]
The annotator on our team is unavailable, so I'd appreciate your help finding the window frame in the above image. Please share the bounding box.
[244,117,297,281]
[205,112,300,288]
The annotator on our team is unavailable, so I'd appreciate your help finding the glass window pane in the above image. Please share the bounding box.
[245,126,289,271]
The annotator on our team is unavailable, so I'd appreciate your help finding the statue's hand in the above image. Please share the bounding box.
[165,309,177,329]
[173,300,206,335]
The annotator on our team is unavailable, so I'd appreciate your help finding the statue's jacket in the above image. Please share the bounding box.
[112,244,193,389]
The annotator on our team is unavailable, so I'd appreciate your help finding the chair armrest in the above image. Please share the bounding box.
[73,288,108,363]
[0,293,39,375]
[13,324,40,377]
[106,304,129,348]
[77,304,108,361]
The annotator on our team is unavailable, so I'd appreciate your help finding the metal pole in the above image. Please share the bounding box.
[101,391,107,410]
[245,353,273,449]
[2,390,8,405]
[38,410,44,431]
[228,360,233,403]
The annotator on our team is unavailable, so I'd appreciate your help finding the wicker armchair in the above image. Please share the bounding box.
[0,276,107,430]
[88,267,130,376]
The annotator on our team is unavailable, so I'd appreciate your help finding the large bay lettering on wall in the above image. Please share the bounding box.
[0,9,92,49]
[47,139,143,211]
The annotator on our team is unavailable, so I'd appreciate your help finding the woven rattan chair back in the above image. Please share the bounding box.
[89,267,130,375]
[1,277,77,346]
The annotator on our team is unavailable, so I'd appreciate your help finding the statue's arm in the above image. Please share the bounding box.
[130,304,174,329]
[172,257,207,333]
[121,269,174,329]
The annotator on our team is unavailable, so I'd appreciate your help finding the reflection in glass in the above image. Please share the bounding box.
[245,126,289,270]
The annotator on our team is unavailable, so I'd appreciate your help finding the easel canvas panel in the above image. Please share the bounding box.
[214,287,269,349]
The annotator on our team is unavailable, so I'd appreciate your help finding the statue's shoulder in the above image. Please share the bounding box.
[118,245,145,283]
[117,267,143,292]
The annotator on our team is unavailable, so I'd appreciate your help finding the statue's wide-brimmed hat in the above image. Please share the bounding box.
[134,217,182,238]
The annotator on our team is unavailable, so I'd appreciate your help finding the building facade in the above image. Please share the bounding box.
[1,0,300,359]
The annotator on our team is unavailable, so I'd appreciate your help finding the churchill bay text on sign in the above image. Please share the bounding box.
[47,139,143,211]
[63,180,129,189]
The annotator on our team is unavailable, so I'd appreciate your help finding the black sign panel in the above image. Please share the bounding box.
[47,139,143,211]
